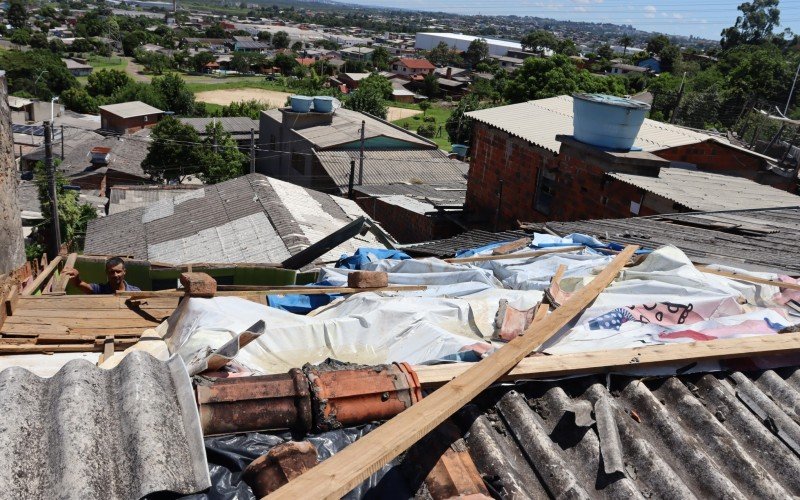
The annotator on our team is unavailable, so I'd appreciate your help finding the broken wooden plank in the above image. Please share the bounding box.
[21,256,63,296]
[491,237,532,255]
[266,245,638,499]
[444,246,583,264]
[412,332,800,388]
[698,266,800,291]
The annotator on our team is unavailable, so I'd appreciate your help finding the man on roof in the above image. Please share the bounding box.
[62,256,141,294]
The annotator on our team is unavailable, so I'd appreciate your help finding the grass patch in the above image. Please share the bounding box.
[202,102,223,114]
[392,105,453,151]
[185,76,294,94]
[87,55,127,71]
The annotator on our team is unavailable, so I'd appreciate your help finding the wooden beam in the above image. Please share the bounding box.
[443,246,583,264]
[266,245,638,500]
[21,255,63,296]
[491,237,531,255]
[52,253,77,293]
[412,332,800,388]
[698,266,800,291]
[118,285,427,299]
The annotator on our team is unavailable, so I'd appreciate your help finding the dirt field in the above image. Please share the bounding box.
[194,88,422,121]
[194,88,293,108]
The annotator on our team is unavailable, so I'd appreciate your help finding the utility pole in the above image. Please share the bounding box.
[348,159,355,199]
[785,59,800,116]
[249,128,255,174]
[212,117,218,153]
[44,121,61,257]
[358,120,365,185]
[670,71,687,124]
[60,125,64,161]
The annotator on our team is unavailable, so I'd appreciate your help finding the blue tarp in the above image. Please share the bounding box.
[335,248,411,270]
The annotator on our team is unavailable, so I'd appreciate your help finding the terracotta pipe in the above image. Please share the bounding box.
[196,368,312,436]
[305,362,422,432]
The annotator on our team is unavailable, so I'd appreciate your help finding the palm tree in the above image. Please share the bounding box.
[619,35,633,56]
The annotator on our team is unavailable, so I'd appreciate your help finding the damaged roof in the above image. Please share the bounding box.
[314,149,467,193]
[544,207,800,273]
[84,173,385,265]
[0,351,209,499]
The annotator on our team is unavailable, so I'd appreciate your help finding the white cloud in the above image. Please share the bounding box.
[573,6,588,12]
[644,5,656,19]
[672,12,684,19]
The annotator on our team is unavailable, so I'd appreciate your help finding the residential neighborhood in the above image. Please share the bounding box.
[1,0,800,498]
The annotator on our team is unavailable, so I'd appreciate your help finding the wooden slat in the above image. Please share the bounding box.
[698,266,800,291]
[413,332,800,387]
[52,253,77,293]
[267,245,638,499]
[2,317,162,328]
[491,237,532,255]
[0,338,138,354]
[443,245,583,264]
[16,295,181,310]
[118,285,428,299]
[21,256,63,295]
[9,308,175,319]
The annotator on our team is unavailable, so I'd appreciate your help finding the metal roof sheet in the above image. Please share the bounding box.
[465,95,715,154]
[609,167,800,211]
[314,149,467,193]
[0,351,210,499]
[98,101,164,119]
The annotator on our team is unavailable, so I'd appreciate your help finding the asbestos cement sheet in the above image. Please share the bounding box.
[0,351,210,499]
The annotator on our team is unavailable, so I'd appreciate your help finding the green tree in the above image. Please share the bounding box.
[344,86,387,119]
[205,23,225,38]
[618,35,633,56]
[273,52,298,74]
[659,45,682,73]
[110,82,167,110]
[122,30,147,57]
[191,51,217,72]
[427,41,462,66]
[521,30,558,54]
[142,116,201,182]
[87,69,133,97]
[556,39,579,56]
[291,40,303,52]
[0,49,77,98]
[229,52,251,73]
[504,54,626,103]
[152,73,195,115]
[219,99,267,119]
[421,72,439,98]
[597,44,614,60]
[8,0,28,29]
[371,46,390,70]
[419,100,431,116]
[49,38,66,54]
[465,38,489,68]
[61,87,98,113]
[135,49,172,75]
[70,38,94,53]
[445,94,484,145]
[33,161,96,251]
[29,32,48,49]
[721,0,781,48]
[9,28,30,45]
[646,35,670,56]
[359,73,392,99]
[257,31,272,42]
[272,30,290,49]
[196,122,247,184]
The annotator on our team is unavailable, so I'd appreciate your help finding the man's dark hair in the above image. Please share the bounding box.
[106,256,126,269]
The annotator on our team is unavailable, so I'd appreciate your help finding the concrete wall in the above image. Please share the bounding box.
[0,72,27,274]
[100,111,162,134]
[355,195,461,243]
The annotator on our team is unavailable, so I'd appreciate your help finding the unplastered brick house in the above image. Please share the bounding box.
[463,96,800,230]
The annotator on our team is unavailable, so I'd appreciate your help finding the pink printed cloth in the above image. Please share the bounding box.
[772,275,800,305]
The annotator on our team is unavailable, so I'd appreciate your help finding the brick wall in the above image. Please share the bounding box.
[355,195,461,243]
[464,123,682,230]
[655,140,764,177]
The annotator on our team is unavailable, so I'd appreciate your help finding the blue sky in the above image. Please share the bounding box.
[340,0,800,39]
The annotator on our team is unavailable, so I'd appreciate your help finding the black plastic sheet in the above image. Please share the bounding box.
[174,425,411,500]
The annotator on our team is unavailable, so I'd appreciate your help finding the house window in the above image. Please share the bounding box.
[534,169,556,215]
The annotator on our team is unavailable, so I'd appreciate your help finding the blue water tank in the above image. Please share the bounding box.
[290,95,313,113]
[451,144,468,157]
[313,96,334,113]
[572,93,650,150]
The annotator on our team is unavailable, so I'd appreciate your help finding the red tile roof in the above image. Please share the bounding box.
[296,57,316,66]
[398,58,435,70]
